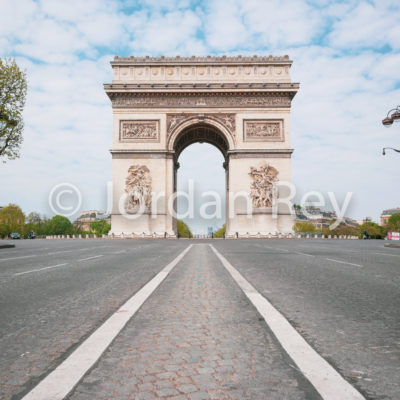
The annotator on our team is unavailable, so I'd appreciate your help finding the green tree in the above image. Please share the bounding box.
[327,223,359,237]
[90,220,111,236]
[0,58,27,161]
[0,203,25,237]
[214,224,226,238]
[292,221,316,233]
[359,222,384,239]
[46,215,73,235]
[177,220,192,238]
[24,212,48,236]
[26,211,41,224]
[387,213,400,232]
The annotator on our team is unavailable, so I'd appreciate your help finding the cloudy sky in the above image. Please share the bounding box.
[0,0,399,232]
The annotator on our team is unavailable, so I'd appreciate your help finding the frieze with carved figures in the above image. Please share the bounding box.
[244,119,284,142]
[120,120,159,142]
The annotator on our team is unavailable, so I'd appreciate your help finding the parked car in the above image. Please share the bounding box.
[10,233,21,239]
[28,231,36,239]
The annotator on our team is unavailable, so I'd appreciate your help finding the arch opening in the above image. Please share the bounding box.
[171,122,231,161]
[173,123,229,237]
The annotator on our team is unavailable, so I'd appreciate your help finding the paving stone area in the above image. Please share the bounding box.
[69,244,318,400]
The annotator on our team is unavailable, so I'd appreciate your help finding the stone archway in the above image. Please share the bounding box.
[170,121,231,235]
[105,55,299,237]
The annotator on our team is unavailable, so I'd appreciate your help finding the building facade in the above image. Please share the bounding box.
[381,207,400,226]
[73,210,111,231]
[104,55,299,236]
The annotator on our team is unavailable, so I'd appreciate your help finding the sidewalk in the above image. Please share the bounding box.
[69,244,317,400]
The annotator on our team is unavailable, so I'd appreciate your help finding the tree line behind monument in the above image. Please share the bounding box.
[1,203,399,240]
[0,204,111,239]
[292,218,400,240]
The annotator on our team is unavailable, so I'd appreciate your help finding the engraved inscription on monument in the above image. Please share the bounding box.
[120,120,159,142]
[244,120,284,142]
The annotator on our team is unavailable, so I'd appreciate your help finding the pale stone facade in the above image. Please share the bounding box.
[104,55,299,236]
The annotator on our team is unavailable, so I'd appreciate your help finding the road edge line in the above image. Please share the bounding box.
[209,244,365,400]
[22,244,193,400]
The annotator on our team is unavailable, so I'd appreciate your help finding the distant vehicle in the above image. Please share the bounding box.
[28,231,36,239]
[10,233,20,239]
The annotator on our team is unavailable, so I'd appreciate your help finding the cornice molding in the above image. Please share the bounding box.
[111,55,292,66]
[104,82,299,92]
[228,149,294,159]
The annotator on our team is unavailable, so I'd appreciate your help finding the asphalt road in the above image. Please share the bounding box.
[0,238,399,399]
[212,239,400,400]
[0,239,188,399]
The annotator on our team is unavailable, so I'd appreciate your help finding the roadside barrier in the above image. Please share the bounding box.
[43,232,359,240]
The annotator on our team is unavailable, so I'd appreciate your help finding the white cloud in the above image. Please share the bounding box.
[129,9,203,54]
[0,0,399,225]
[204,0,324,51]
[204,0,249,50]
[329,1,400,50]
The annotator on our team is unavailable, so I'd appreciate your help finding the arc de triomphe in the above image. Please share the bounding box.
[104,56,299,237]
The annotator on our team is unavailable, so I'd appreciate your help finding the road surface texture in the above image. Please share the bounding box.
[0,238,399,399]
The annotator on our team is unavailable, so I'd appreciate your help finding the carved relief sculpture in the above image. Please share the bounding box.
[244,120,284,141]
[249,163,279,208]
[125,165,152,213]
[120,120,159,141]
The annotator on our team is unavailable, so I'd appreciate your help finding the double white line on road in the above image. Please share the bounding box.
[210,245,365,400]
[21,245,193,400]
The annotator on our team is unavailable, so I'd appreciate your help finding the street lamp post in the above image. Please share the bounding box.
[382,106,400,155]
[382,105,400,126]
[382,147,400,155]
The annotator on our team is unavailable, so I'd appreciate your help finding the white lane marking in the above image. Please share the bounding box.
[210,245,365,400]
[258,245,289,253]
[22,244,193,400]
[14,264,68,276]
[373,252,400,257]
[0,255,37,262]
[47,248,91,255]
[326,258,362,267]
[294,251,315,257]
[274,247,289,252]
[296,245,359,254]
[0,247,49,255]
[78,255,104,262]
